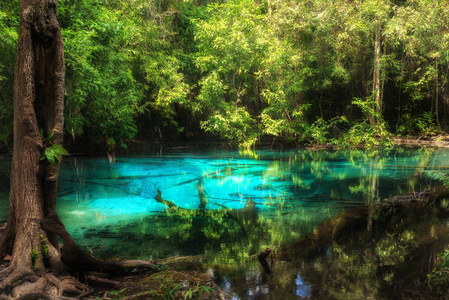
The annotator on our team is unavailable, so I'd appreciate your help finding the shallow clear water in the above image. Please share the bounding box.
[1,147,449,297]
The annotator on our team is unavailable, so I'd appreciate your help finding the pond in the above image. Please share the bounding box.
[1,146,449,298]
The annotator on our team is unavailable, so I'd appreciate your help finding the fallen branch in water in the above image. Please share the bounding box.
[276,185,449,260]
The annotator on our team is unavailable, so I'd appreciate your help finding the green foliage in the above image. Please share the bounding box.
[337,122,393,149]
[0,1,18,149]
[397,111,439,137]
[60,0,143,147]
[31,248,39,272]
[415,112,439,138]
[424,170,449,188]
[96,288,127,300]
[39,129,70,164]
[331,98,393,148]
[184,284,214,300]
[427,249,449,297]
[193,0,319,147]
[2,0,449,150]
[142,271,216,300]
[201,104,258,149]
[308,117,348,145]
[40,145,70,165]
[40,235,49,259]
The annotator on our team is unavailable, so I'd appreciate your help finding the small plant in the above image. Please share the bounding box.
[96,288,127,300]
[39,128,70,164]
[31,248,39,272]
[415,111,438,138]
[139,270,217,299]
[40,234,49,260]
[184,284,215,300]
[309,116,347,145]
[340,97,393,149]
[427,249,449,296]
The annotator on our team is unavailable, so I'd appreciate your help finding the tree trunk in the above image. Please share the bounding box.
[0,0,74,296]
[0,2,157,297]
[436,57,441,130]
[0,0,66,276]
[371,21,382,125]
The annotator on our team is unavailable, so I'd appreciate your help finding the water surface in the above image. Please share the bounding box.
[1,147,449,298]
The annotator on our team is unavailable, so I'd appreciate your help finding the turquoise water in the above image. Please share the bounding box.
[0,147,448,263]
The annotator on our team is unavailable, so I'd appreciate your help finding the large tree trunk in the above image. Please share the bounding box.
[0,1,157,298]
[0,1,86,297]
[0,0,65,275]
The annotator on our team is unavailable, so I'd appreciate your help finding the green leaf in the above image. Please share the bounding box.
[184,290,194,300]
[50,144,70,157]
[40,144,70,164]
[46,130,55,142]
[45,148,56,165]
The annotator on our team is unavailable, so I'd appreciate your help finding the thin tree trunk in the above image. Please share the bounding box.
[372,21,382,125]
[436,57,441,129]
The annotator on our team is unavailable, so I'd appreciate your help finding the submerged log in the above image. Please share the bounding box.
[278,206,371,260]
[155,190,257,220]
[277,185,449,260]
[154,188,259,237]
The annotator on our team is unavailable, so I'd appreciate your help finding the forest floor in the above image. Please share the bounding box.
[0,255,225,299]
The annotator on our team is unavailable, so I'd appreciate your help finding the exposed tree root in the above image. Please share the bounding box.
[0,265,91,300]
[0,211,161,299]
[40,213,158,274]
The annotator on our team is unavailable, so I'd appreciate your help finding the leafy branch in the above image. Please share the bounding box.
[39,129,70,164]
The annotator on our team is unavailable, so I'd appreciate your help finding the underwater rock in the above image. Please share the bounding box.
[123,178,159,198]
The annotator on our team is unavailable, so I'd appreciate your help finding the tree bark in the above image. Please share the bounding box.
[0,0,66,275]
[371,21,382,125]
[436,57,441,129]
[0,0,72,296]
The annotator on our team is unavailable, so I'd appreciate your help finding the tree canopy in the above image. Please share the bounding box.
[1,0,449,150]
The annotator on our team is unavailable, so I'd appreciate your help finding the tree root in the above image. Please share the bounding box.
[0,266,91,300]
[40,213,159,274]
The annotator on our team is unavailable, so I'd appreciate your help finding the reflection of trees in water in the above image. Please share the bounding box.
[74,148,442,264]
[54,148,449,297]
[227,196,449,299]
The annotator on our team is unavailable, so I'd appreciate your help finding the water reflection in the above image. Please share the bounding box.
[1,147,449,297]
[295,273,312,298]
[0,148,448,254]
